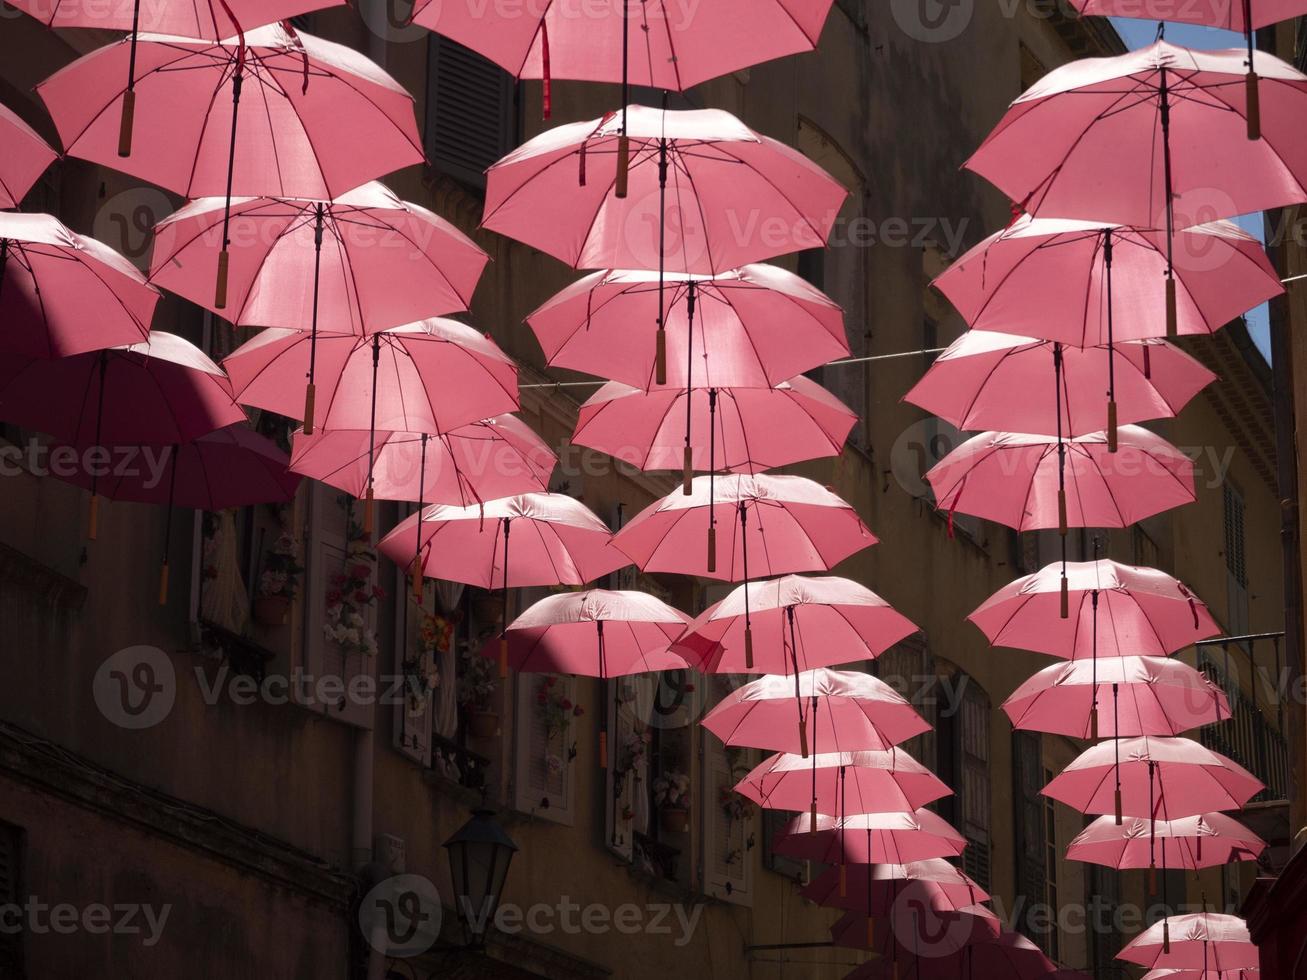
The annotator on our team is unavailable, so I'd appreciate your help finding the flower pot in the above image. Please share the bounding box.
[659,806,690,835]
[253,595,291,628]
[466,709,499,739]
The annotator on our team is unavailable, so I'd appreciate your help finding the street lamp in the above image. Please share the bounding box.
[443,808,518,946]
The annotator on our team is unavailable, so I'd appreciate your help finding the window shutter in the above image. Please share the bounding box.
[513,674,576,824]
[701,740,753,905]
[605,677,652,860]
[426,36,514,187]
[392,576,434,767]
[0,821,23,979]
[960,683,991,890]
[1012,731,1047,946]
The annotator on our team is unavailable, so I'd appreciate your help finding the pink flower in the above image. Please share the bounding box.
[349,563,371,580]
[572,705,584,717]
[560,698,573,711]
[536,693,547,705]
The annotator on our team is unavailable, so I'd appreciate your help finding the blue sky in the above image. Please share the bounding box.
[1110,18,1274,361]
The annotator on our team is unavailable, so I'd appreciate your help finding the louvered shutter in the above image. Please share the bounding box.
[513,674,576,824]
[0,822,23,979]
[605,677,653,860]
[1012,731,1047,944]
[701,739,753,905]
[960,684,991,890]
[426,37,514,187]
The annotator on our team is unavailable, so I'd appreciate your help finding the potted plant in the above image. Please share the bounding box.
[254,510,303,627]
[458,646,499,738]
[654,770,691,834]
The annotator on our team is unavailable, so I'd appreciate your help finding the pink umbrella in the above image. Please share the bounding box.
[1043,736,1264,824]
[932,217,1282,347]
[800,860,988,915]
[1003,656,1230,738]
[377,493,627,671]
[150,184,488,430]
[52,423,300,602]
[842,930,1055,980]
[904,330,1216,440]
[527,265,848,390]
[572,377,855,487]
[773,808,967,864]
[831,907,1001,969]
[0,211,159,358]
[702,669,929,757]
[969,559,1219,660]
[965,42,1307,330]
[613,475,876,599]
[290,416,555,509]
[1068,813,1266,870]
[1119,914,1259,973]
[484,105,846,381]
[674,574,918,675]
[0,332,245,537]
[38,23,424,304]
[0,102,56,208]
[1143,972,1260,980]
[8,0,342,34]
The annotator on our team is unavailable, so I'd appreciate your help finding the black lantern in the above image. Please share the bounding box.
[443,808,518,946]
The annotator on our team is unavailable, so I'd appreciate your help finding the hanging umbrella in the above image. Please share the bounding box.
[149,183,488,431]
[799,860,988,915]
[377,493,627,673]
[573,377,855,487]
[904,331,1216,442]
[932,217,1282,346]
[0,101,56,208]
[840,930,1055,980]
[831,906,1002,973]
[1119,914,1260,973]
[969,558,1219,660]
[498,589,690,766]
[527,265,848,390]
[290,416,555,508]
[223,320,518,528]
[484,105,846,382]
[0,332,245,538]
[1143,971,1260,980]
[8,0,341,34]
[965,41,1307,333]
[1043,736,1264,824]
[614,475,875,593]
[675,575,918,674]
[50,423,300,602]
[1068,813,1266,870]
[0,211,159,358]
[1003,656,1231,738]
[37,23,424,305]
[702,669,928,757]
[773,809,967,864]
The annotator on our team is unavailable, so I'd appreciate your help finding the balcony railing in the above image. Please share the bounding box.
[1196,635,1289,804]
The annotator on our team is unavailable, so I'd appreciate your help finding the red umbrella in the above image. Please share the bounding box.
[1119,914,1260,973]
[702,669,929,757]
[0,211,159,358]
[773,809,967,864]
[0,332,245,537]
[0,101,56,208]
[149,183,488,431]
[377,493,627,672]
[904,330,1216,441]
[800,860,988,915]
[484,105,846,382]
[9,0,341,34]
[290,417,555,509]
[573,377,855,488]
[1003,656,1230,738]
[526,265,848,390]
[675,574,918,674]
[1068,813,1266,870]
[52,423,300,602]
[37,23,424,304]
[969,559,1219,660]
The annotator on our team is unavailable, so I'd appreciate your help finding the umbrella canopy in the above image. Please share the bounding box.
[841,931,1055,980]
[1143,972,1259,980]
[0,211,159,358]
[904,331,1216,438]
[773,808,967,864]
[830,906,1001,958]
[1118,914,1260,972]
[926,426,1195,533]
[37,24,423,201]
[702,669,929,754]
[1068,813,1266,870]
[483,105,846,274]
[735,749,951,816]
[0,102,56,209]
[526,265,848,389]
[8,0,344,35]
[499,589,690,677]
[222,320,519,434]
[289,416,555,507]
[613,475,876,582]
[1003,656,1231,738]
[675,574,918,674]
[932,217,1282,347]
[969,559,1219,659]
[573,377,856,475]
[800,860,988,914]
[409,0,834,91]
[1043,736,1265,820]
[149,183,488,333]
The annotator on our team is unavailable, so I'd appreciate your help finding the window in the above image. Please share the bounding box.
[0,821,23,979]
[701,739,753,905]
[937,673,990,888]
[1019,42,1046,92]
[425,36,515,188]
[1012,732,1047,948]
[1087,863,1120,979]
[1224,483,1250,643]
[1043,768,1061,963]
[512,670,578,824]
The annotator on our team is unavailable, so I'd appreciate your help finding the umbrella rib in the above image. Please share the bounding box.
[650,0,687,92]
[669,142,720,274]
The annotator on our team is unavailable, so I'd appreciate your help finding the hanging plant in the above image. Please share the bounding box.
[401,608,451,717]
[257,504,303,601]
[457,644,498,712]
[536,674,584,741]
[323,499,384,657]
